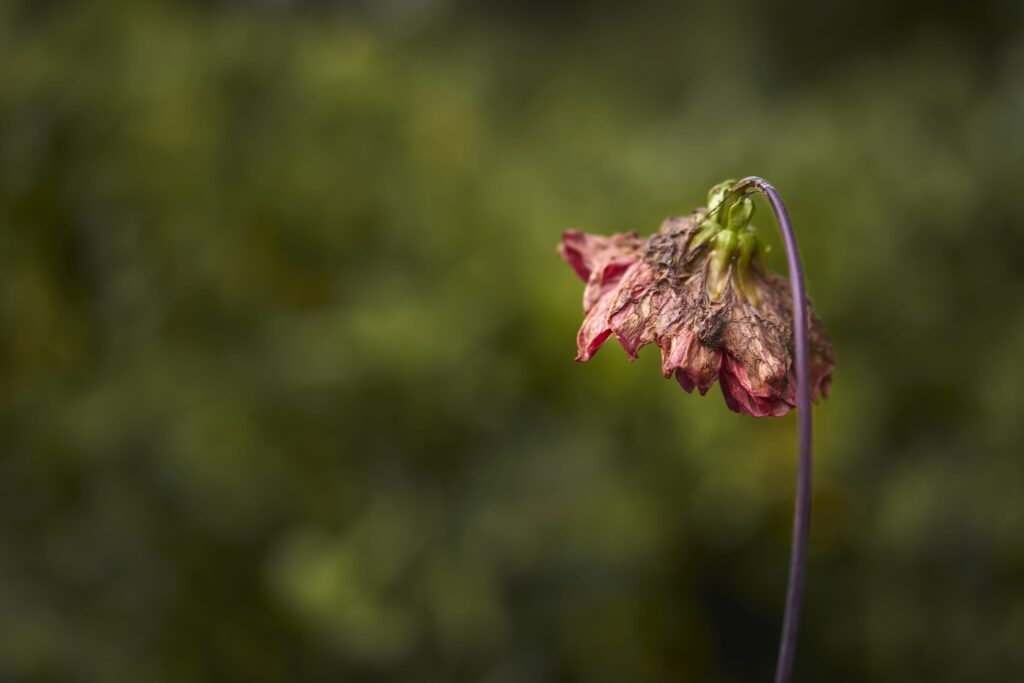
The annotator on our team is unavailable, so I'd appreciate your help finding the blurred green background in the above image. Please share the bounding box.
[2,0,1023,681]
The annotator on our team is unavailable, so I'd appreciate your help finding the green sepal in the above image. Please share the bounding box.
[690,217,721,251]
[726,197,754,231]
[708,229,738,300]
[706,179,737,219]
[691,179,739,252]
[734,230,762,305]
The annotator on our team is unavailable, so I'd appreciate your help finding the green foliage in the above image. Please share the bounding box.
[1,1,1023,681]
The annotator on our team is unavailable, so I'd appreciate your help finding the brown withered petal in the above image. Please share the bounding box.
[558,214,835,417]
[718,267,835,416]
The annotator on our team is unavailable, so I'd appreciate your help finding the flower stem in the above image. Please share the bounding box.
[732,177,813,683]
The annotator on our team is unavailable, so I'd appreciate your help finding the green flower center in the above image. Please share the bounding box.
[689,179,766,305]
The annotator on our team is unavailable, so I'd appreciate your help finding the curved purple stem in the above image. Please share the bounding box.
[733,176,812,683]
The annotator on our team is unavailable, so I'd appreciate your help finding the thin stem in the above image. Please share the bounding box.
[733,176,813,683]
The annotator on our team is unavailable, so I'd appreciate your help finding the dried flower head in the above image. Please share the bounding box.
[557,181,835,417]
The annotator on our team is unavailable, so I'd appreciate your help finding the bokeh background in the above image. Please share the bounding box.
[2,0,1024,681]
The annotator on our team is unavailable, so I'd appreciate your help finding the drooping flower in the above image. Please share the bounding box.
[557,181,835,417]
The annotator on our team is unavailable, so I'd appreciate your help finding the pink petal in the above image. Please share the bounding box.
[811,354,834,402]
[660,330,722,395]
[674,369,697,393]
[606,262,659,360]
[720,356,794,417]
[583,257,640,311]
[558,230,595,281]
[558,230,642,284]
[575,284,619,361]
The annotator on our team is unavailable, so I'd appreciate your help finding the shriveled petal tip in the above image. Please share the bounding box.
[575,313,612,362]
[558,229,644,283]
[607,262,659,360]
[558,230,592,281]
[674,369,696,393]
[717,354,795,417]
[809,308,836,403]
[574,280,620,361]
[583,257,639,312]
[817,374,832,400]
[660,331,721,395]
[576,328,611,362]
[810,354,834,403]
[720,367,794,417]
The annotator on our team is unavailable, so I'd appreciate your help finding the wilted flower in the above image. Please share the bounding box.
[557,181,835,417]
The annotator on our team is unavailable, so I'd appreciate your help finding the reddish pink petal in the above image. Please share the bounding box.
[719,358,794,417]
[558,230,642,284]
[675,369,697,393]
[808,307,835,402]
[583,257,640,311]
[660,330,721,395]
[558,230,594,281]
[810,349,834,402]
[575,284,619,361]
[605,262,659,360]
[817,374,832,400]
[722,342,790,396]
